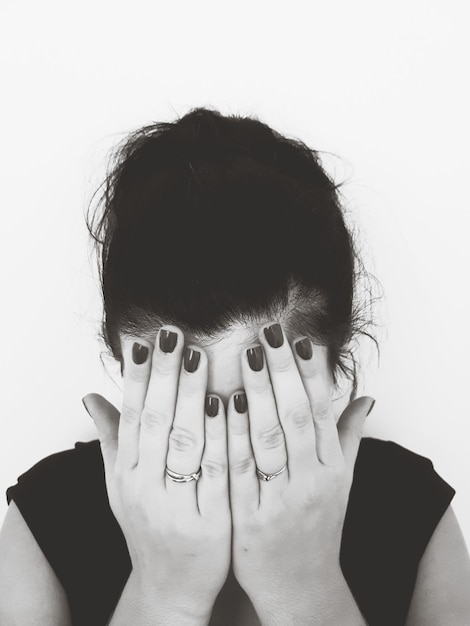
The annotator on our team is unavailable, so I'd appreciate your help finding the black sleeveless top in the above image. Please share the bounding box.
[6,437,455,626]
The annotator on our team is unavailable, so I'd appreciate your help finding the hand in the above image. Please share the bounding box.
[82,326,231,622]
[227,322,373,625]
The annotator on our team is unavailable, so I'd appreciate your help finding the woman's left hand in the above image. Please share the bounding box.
[227,322,374,626]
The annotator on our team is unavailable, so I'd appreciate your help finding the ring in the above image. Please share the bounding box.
[165,466,202,483]
[256,464,287,481]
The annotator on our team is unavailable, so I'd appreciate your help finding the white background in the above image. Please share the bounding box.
[0,1,469,549]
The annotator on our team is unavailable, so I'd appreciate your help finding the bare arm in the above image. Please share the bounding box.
[0,502,206,626]
[405,505,470,625]
[0,501,73,626]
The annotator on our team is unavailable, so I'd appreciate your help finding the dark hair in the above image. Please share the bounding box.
[86,106,378,397]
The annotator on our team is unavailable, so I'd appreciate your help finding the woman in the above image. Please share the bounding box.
[1,107,469,625]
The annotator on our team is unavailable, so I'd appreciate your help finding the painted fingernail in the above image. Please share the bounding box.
[247,346,264,371]
[205,396,219,417]
[264,323,284,348]
[367,399,376,416]
[234,392,247,413]
[132,342,149,364]
[159,329,178,353]
[184,347,201,373]
[295,337,312,360]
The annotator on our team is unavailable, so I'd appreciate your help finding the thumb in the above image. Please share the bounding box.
[82,393,120,474]
[337,396,375,467]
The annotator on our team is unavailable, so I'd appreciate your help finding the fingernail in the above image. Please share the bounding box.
[234,392,247,413]
[264,323,284,348]
[366,399,376,416]
[205,396,219,417]
[184,347,201,373]
[81,397,91,418]
[247,346,264,371]
[295,337,312,360]
[159,329,178,353]
[132,342,149,364]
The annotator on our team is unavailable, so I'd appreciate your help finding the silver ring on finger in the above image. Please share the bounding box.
[256,463,287,481]
[165,466,202,483]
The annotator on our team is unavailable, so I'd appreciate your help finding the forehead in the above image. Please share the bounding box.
[121,320,271,352]
[118,321,335,407]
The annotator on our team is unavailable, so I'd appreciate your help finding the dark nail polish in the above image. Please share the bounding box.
[184,348,201,373]
[295,338,312,360]
[132,342,149,364]
[205,396,219,417]
[159,330,178,353]
[264,323,284,348]
[234,392,247,414]
[247,346,264,371]
[366,399,376,416]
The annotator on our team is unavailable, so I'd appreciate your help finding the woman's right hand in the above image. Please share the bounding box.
[82,326,231,623]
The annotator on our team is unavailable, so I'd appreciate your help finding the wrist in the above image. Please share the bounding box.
[109,570,213,626]
[253,570,366,626]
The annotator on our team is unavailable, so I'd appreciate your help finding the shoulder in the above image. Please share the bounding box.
[6,440,104,519]
[356,436,440,473]
[350,437,456,545]
[353,437,455,509]
[5,439,119,552]
[7,439,103,499]
[341,437,457,625]
[5,440,131,624]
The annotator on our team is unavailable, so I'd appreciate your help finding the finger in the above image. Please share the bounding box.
[197,395,230,519]
[258,323,316,477]
[240,345,288,479]
[138,326,185,483]
[227,391,259,519]
[165,346,207,506]
[337,396,375,467]
[116,339,154,472]
[82,393,120,478]
[292,339,343,466]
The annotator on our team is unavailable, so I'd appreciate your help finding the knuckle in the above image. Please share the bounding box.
[313,402,332,423]
[201,458,227,478]
[256,422,285,449]
[120,403,141,425]
[205,421,226,441]
[272,355,294,374]
[180,377,202,399]
[284,402,311,430]
[128,366,150,383]
[231,456,256,475]
[140,406,168,430]
[304,487,319,507]
[250,377,273,396]
[151,357,174,378]
[169,425,201,453]
[229,419,250,437]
